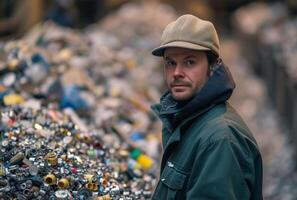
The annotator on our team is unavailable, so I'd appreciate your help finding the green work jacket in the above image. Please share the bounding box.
[151,62,263,199]
[151,102,263,200]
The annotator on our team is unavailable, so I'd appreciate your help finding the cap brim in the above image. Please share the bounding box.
[151,41,211,57]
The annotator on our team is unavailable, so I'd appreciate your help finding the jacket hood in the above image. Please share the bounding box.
[151,60,235,131]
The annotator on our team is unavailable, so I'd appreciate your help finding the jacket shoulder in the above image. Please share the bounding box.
[192,103,259,154]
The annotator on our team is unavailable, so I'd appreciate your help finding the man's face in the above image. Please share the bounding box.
[163,47,210,101]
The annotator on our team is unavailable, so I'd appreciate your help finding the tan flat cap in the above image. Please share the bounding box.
[152,14,220,57]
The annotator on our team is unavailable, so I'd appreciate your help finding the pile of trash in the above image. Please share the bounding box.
[233,1,297,81]
[233,0,297,144]
[232,2,297,199]
[0,2,176,199]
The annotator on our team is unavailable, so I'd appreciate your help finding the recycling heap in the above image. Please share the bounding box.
[233,1,297,80]
[233,3,297,199]
[0,2,176,200]
[233,2,297,149]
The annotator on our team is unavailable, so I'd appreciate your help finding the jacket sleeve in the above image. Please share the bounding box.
[186,137,254,200]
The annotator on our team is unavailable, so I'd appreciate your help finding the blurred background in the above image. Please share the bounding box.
[1,0,297,199]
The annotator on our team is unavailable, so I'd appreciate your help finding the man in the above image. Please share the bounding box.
[150,14,263,200]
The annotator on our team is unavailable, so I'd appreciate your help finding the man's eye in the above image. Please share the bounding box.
[185,60,195,66]
[165,60,175,67]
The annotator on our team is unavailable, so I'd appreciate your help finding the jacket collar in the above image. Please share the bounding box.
[161,104,215,150]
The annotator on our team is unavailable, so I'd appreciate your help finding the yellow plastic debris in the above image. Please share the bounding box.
[3,94,24,105]
[137,154,153,171]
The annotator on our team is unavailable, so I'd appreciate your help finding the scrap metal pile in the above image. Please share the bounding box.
[0,2,176,200]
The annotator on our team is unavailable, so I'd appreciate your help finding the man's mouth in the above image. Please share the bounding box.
[170,85,190,92]
[172,85,187,87]
[171,83,190,88]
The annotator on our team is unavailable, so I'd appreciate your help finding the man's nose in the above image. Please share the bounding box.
[173,65,184,77]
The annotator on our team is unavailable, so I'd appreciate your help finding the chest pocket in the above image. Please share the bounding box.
[152,162,187,200]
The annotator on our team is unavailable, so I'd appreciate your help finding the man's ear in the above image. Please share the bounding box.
[209,58,222,76]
